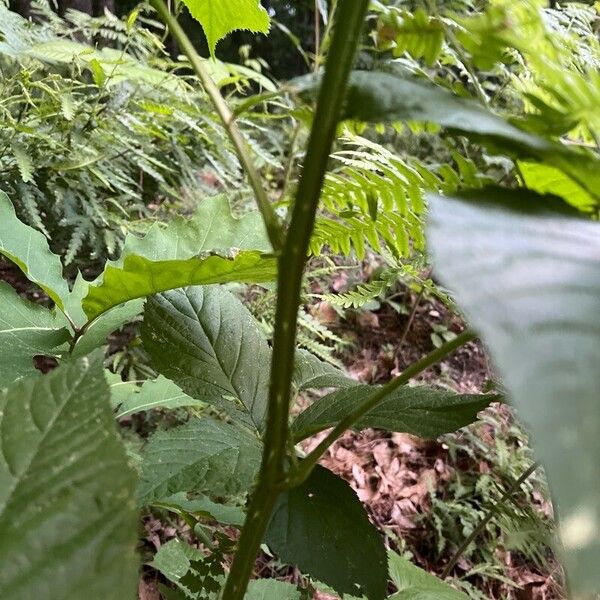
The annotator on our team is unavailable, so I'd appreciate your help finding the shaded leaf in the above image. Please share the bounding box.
[138,416,262,506]
[293,349,358,391]
[293,384,495,441]
[181,0,270,58]
[0,282,70,389]
[142,286,271,432]
[388,552,469,599]
[428,189,600,596]
[293,72,600,207]
[245,580,302,599]
[157,492,246,527]
[266,465,388,600]
[0,191,70,313]
[0,355,139,599]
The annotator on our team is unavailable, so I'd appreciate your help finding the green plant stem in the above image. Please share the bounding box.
[289,329,478,484]
[149,0,285,251]
[221,2,370,598]
[441,462,539,579]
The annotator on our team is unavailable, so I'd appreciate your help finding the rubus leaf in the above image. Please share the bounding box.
[292,71,600,207]
[266,465,388,600]
[0,191,70,313]
[0,282,70,389]
[113,375,203,419]
[138,416,262,506]
[388,552,469,599]
[293,349,358,391]
[292,384,496,441]
[142,286,271,433]
[181,0,270,59]
[82,195,275,322]
[427,188,600,596]
[0,355,139,599]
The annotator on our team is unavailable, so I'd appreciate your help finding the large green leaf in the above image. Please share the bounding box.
[266,465,388,600]
[181,0,270,58]
[82,195,275,322]
[0,282,70,389]
[142,286,271,432]
[83,252,276,322]
[0,355,139,599]
[387,552,469,600]
[138,416,262,506]
[292,384,495,441]
[0,191,70,313]
[427,189,600,596]
[293,72,600,207]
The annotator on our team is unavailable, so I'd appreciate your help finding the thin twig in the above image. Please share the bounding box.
[289,329,478,484]
[150,0,285,251]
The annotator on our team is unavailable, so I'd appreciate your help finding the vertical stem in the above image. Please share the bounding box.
[149,0,285,251]
[221,2,370,598]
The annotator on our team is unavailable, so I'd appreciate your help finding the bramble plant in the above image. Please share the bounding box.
[0,0,599,599]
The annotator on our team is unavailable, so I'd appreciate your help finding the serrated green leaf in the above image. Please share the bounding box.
[181,0,270,58]
[82,195,275,322]
[83,252,276,322]
[0,282,70,389]
[113,375,203,419]
[388,552,469,599]
[142,286,271,432]
[266,465,388,600]
[0,191,70,313]
[245,580,302,599]
[293,349,358,391]
[138,416,262,506]
[152,539,204,584]
[11,142,34,183]
[427,189,600,596]
[0,355,139,599]
[157,492,246,527]
[292,384,495,441]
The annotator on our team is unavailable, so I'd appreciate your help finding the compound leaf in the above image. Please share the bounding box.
[293,384,495,441]
[138,416,262,506]
[142,286,271,433]
[428,188,600,596]
[266,465,388,600]
[0,355,139,600]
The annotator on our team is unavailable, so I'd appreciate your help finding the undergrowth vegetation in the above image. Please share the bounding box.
[0,1,599,599]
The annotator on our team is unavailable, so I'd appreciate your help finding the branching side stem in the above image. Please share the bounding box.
[288,329,478,485]
[221,2,370,598]
[149,0,285,251]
